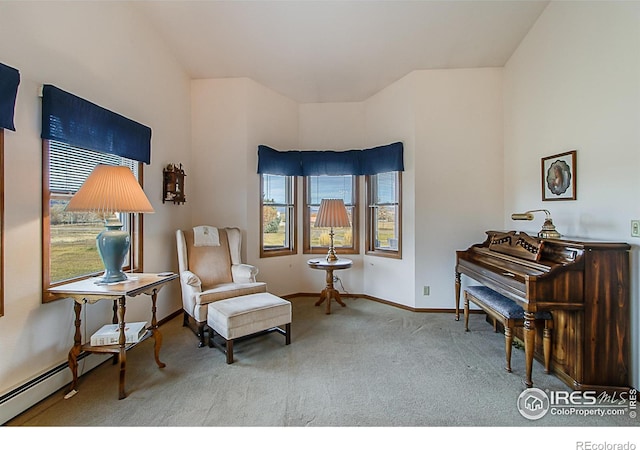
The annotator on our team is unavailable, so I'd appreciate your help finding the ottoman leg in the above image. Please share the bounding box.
[226,339,234,364]
[208,329,215,348]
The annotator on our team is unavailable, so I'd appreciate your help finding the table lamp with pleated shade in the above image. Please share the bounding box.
[314,198,351,262]
[65,164,154,283]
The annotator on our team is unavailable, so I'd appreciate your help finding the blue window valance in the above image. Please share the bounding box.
[0,62,20,131]
[41,85,152,164]
[257,142,404,176]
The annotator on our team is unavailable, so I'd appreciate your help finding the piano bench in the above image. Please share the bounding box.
[463,286,553,374]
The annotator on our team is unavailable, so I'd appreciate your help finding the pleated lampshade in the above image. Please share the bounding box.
[315,199,350,228]
[65,164,154,283]
[66,164,154,214]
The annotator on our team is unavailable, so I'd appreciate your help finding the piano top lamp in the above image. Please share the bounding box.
[511,209,561,239]
[65,164,155,284]
[315,198,351,262]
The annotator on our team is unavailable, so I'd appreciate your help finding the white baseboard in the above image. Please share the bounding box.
[0,353,109,425]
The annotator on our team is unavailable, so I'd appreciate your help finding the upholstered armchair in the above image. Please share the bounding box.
[176,226,267,347]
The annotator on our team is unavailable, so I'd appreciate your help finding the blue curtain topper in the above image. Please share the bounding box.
[0,62,20,131]
[41,85,152,164]
[257,142,404,176]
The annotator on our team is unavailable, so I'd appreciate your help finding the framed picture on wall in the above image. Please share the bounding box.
[541,150,576,201]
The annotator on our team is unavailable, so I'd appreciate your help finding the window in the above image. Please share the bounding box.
[42,141,144,301]
[260,174,296,257]
[304,175,358,255]
[366,171,402,258]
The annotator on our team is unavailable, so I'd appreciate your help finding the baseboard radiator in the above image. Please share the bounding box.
[0,352,109,425]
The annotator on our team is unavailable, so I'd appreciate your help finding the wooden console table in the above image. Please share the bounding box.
[48,273,178,399]
[307,258,352,314]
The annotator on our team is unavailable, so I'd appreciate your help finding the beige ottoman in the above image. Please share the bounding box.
[207,292,292,364]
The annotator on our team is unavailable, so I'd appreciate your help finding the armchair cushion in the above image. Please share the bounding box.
[193,282,267,322]
[183,228,233,287]
[232,263,259,283]
[181,270,202,288]
[196,282,267,305]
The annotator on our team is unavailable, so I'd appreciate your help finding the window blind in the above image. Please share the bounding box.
[49,141,136,194]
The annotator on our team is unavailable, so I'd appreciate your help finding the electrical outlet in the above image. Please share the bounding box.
[632,220,640,237]
[423,286,430,296]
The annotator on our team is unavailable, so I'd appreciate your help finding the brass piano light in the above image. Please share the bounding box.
[511,209,562,239]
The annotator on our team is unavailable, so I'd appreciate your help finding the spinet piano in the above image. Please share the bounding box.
[455,230,631,391]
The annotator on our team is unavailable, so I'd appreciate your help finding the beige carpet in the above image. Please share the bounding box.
[7,296,636,429]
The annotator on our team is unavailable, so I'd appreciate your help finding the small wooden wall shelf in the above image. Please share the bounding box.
[163,163,186,204]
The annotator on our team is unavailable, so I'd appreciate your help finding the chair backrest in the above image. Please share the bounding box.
[181,228,233,288]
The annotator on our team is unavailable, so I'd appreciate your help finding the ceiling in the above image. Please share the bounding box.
[133,1,549,103]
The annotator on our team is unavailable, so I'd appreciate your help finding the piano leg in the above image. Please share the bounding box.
[543,320,552,374]
[523,311,536,388]
[463,292,470,331]
[455,272,461,321]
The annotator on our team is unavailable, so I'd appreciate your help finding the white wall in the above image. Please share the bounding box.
[190,78,300,296]
[299,102,366,150]
[503,1,640,387]
[190,78,250,228]
[361,69,504,309]
[363,74,417,307]
[0,1,191,413]
[412,68,504,309]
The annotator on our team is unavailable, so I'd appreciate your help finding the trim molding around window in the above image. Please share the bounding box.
[41,140,145,302]
[303,175,359,255]
[366,171,402,259]
[260,174,297,257]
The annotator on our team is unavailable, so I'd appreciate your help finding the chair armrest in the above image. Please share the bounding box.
[231,264,258,283]
[181,270,202,290]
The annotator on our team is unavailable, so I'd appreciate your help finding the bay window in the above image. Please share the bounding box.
[256,142,404,259]
[304,175,358,255]
[366,171,402,258]
[261,174,296,257]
